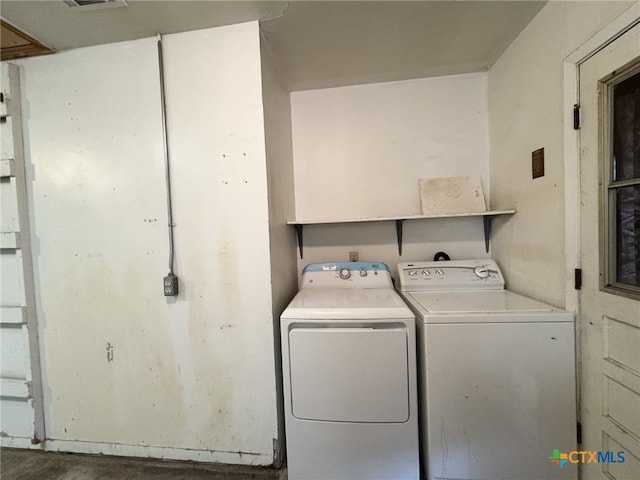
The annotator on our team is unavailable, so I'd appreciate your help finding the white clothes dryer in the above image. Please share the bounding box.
[398,259,577,480]
[281,262,420,480]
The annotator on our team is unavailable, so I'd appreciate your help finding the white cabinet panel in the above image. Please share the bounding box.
[1,116,14,159]
[0,62,44,444]
[0,399,35,438]
[0,253,25,305]
[0,326,30,378]
[0,307,25,324]
[0,159,15,178]
[0,232,20,249]
[0,378,30,398]
[0,178,19,232]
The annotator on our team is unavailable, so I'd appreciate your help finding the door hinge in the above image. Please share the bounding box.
[575,268,582,290]
[573,104,581,130]
[577,421,582,444]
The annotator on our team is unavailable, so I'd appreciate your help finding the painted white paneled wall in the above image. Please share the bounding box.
[0,63,45,446]
[290,73,492,273]
[16,22,280,464]
[488,1,634,307]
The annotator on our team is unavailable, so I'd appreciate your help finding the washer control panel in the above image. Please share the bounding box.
[398,259,504,291]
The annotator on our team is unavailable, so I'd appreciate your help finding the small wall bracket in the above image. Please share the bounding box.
[482,215,493,253]
[294,224,304,259]
[395,219,405,256]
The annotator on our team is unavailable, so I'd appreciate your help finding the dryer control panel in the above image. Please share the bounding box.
[301,262,394,289]
[398,259,505,292]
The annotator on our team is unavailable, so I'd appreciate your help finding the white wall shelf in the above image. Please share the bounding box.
[287,210,516,258]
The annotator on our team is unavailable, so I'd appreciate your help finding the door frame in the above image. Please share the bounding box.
[562,1,640,448]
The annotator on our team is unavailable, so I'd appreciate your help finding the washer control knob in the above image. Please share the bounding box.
[474,266,489,278]
[339,268,351,280]
[408,270,418,277]
[422,270,430,277]
[360,268,368,277]
[435,269,444,276]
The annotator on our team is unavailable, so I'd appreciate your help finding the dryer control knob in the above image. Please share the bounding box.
[359,268,368,277]
[474,266,489,278]
[339,268,351,280]
[408,270,418,277]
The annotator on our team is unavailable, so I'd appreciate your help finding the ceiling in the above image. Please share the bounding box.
[1,0,546,91]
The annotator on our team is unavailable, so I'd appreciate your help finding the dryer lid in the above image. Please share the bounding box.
[282,288,413,319]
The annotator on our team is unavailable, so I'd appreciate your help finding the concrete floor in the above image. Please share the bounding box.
[0,448,285,480]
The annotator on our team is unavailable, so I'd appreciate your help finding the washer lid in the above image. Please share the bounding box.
[404,290,560,315]
[282,288,413,319]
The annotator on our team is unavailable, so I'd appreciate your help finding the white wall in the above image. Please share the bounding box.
[290,73,491,274]
[488,0,634,307]
[18,22,279,465]
[260,33,298,465]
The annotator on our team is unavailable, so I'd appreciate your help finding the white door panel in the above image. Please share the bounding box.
[579,21,640,479]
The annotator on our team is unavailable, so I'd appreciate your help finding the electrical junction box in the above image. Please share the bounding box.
[164,274,178,296]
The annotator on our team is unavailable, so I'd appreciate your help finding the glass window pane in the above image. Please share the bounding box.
[615,185,640,287]
[612,71,640,182]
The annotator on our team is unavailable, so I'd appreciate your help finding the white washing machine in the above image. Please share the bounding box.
[398,259,577,480]
[281,262,420,480]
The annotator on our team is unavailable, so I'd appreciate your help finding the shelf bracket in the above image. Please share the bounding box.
[395,219,405,256]
[294,224,304,259]
[483,215,494,253]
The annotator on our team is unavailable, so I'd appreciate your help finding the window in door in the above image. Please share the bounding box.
[602,59,640,297]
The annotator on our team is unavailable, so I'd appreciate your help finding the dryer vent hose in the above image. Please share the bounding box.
[433,252,451,261]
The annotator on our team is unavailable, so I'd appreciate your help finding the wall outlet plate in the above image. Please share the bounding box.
[532,148,545,179]
[163,274,178,296]
[349,251,359,262]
